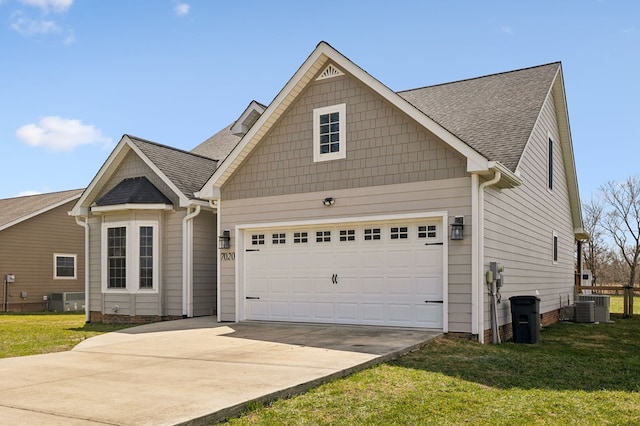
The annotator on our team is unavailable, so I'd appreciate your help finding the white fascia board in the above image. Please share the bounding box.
[70,137,131,217]
[91,203,173,214]
[1,193,82,232]
[198,42,489,199]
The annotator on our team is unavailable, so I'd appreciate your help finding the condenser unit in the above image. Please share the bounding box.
[576,294,611,323]
[49,292,85,312]
[574,300,595,323]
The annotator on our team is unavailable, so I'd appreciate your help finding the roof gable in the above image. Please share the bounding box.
[0,189,83,232]
[196,41,493,199]
[95,177,172,206]
[71,135,218,216]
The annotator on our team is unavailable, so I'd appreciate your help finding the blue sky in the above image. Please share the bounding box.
[0,0,637,200]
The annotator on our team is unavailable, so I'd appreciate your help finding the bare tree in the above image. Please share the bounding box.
[600,175,640,317]
[582,197,605,284]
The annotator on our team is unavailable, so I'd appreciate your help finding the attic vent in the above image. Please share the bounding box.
[316,64,344,80]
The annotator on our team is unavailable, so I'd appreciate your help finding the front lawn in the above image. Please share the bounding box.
[228,311,640,425]
[0,312,132,358]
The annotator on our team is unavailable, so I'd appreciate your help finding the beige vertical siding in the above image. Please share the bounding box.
[163,210,185,317]
[223,73,467,200]
[192,210,217,316]
[219,178,472,332]
[0,200,84,309]
[484,92,575,331]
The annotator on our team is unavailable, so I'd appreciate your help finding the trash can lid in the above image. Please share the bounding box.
[509,295,541,304]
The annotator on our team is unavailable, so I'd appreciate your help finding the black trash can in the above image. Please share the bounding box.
[509,296,541,344]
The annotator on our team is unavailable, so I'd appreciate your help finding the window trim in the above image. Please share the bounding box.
[552,231,559,264]
[101,221,159,293]
[53,253,77,280]
[313,103,346,162]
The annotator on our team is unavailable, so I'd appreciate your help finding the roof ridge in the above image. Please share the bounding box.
[126,134,219,163]
[397,62,561,94]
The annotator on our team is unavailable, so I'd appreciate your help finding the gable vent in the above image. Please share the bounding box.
[316,64,344,81]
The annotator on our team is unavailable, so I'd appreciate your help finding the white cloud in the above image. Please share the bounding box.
[10,13,60,36]
[17,190,43,197]
[500,25,513,34]
[16,116,112,152]
[19,0,73,14]
[174,2,190,16]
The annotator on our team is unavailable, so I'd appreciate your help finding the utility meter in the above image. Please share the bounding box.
[5,274,15,283]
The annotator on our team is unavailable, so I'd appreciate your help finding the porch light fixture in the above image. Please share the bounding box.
[450,216,464,240]
[323,197,335,206]
[218,229,231,249]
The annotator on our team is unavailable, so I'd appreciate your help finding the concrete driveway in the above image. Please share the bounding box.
[0,318,441,425]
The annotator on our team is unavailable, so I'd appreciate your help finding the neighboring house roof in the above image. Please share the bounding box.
[95,177,172,206]
[0,189,83,232]
[397,63,561,172]
[191,124,241,160]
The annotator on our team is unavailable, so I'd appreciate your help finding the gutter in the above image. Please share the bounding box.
[182,205,201,317]
[74,216,90,323]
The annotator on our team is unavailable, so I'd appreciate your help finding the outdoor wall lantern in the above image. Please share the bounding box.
[450,216,464,240]
[218,229,231,249]
[323,197,335,206]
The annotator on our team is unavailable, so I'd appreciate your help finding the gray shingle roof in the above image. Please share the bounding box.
[398,62,560,171]
[127,136,219,199]
[95,177,172,206]
[190,123,241,161]
[0,189,83,230]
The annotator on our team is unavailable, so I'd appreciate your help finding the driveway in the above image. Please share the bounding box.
[0,318,441,425]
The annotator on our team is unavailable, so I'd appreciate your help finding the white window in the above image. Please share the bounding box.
[313,103,346,162]
[54,254,77,279]
[102,221,159,292]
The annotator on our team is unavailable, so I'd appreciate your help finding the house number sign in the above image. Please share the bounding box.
[220,252,235,261]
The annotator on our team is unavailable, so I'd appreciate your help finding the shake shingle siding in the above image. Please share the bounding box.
[222,74,467,200]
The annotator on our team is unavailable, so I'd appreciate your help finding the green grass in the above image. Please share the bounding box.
[227,312,640,425]
[0,312,132,358]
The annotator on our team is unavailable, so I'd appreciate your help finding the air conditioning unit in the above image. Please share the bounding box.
[577,294,610,323]
[575,300,595,323]
[49,292,85,312]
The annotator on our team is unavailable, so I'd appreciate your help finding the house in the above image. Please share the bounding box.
[73,42,586,342]
[0,189,85,312]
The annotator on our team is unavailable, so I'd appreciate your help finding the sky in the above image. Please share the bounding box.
[0,0,637,201]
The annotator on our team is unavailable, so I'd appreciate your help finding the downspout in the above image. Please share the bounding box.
[477,171,502,344]
[182,205,201,317]
[75,216,90,323]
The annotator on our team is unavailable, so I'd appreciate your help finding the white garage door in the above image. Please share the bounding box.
[243,219,444,329]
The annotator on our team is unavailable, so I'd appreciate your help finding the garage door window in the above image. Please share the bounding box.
[418,225,437,239]
[364,228,381,241]
[272,233,286,244]
[294,232,308,243]
[339,229,355,242]
[390,227,409,239]
[316,231,331,242]
[251,234,265,245]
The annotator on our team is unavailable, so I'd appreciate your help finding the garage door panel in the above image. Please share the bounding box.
[313,302,334,320]
[336,303,359,321]
[244,220,444,329]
